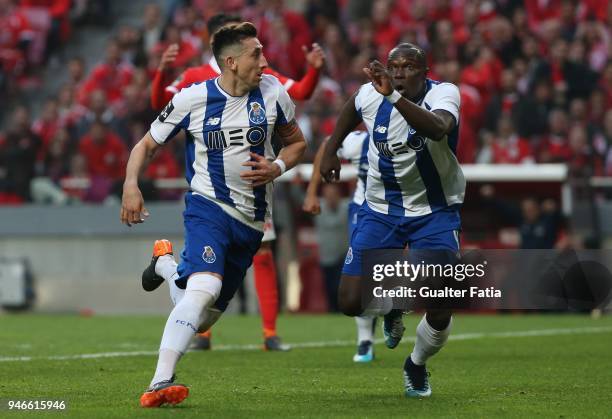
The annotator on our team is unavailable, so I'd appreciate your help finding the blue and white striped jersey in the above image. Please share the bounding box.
[355,79,465,217]
[150,74,295,230]
[337,130,369,205]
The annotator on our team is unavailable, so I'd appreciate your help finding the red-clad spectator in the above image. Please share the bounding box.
[176,6,207,53]
[592,108,612,175]
[76,89,130,143]
[451,1,479,46]
[484,68,519,132]
[538,109,573,163]
[392,0,429,48]
[145,147,181,180]
[513,80,554,139]
[321,23,352,83]
[588,90,607,125]
[524,0,562,33]
[491,116,534,164]
[440,60,483,163]
[567,124,601,177]
[0,0,32,74]
[67,56,85,89]
[77,39,134,106]
[20,0,71,56]
[78,120,127,180]
[115,82,156,128]
[429,20,459,64]
[43,127,73,181]
[19,0,70,22]
[141,3,163,55]
[31,98,60,161]
[56,84,87,129]
[247,0,313,79]
[0,106,41,201]
[576,0,609,22]
[150,13,324,110]
[543,37,598,101]
[371,0,400,60]
[575,20,609,73]
[428,0,453,22]
[116,25,146,66]
[460,47,503,107]
[60,154,89,202]
[191,0,245,21]
[599,60,612,106]
[568,98,596,135]
[152,25,198,70]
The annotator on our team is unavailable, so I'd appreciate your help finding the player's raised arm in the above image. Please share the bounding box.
[320,92,362,182]
[122,86,193,226]
[121,132,159,227]
[364,46,459,140]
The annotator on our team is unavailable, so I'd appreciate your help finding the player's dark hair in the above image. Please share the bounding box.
[207,13,242,37]
[212,22,258,66]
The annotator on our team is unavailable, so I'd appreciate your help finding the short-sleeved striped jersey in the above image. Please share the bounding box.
[150,74,295,230]
[354,79,465,217]
[337,130,369,205]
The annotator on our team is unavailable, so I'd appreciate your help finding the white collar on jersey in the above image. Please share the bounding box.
[209,55,221,74]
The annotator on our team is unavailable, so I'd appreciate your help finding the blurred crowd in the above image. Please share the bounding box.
[1,0,612,205]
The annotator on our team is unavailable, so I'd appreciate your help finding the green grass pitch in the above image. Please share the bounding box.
[1,313,612,418]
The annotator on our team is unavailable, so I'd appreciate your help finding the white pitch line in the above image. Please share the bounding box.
[1,325,611,363]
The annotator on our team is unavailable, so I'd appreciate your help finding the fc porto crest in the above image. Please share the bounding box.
[202,246,216,263]
[248,102,266,124]
[345,247,354,265]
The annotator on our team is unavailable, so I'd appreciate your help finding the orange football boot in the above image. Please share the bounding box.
[140,376,189,408]
[141,239,174,291]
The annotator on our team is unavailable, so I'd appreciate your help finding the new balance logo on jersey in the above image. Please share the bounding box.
[206,117,221,126]
[374,125,387,134]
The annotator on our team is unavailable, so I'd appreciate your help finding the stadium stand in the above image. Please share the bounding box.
[0,0,610,261]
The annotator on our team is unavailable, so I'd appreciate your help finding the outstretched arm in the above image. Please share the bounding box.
[364,60,456,140]
[320,93,361,182]
[120,132,160,226]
